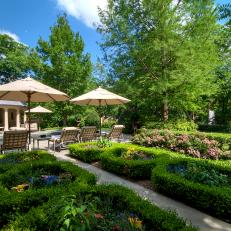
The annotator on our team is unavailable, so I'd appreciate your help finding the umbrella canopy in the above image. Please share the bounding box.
[0,77,68,102]
[0,77,68,144]
[70,87,130,135]
[25,105,52,113]
[70,87,130,106]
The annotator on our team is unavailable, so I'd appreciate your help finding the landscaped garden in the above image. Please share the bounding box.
[69,137,231,224]
[0,150,198,231]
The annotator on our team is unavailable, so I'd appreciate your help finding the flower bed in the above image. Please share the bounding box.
[0,151,96,228]
[101,144,167,179]
[151,158,231,222]
[133,128,231,160]
[3,185,197,231]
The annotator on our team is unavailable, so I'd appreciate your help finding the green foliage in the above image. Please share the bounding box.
[32,14,93,126]
[81,109,100,127]
[0,34,31,84]
[98,0,219,127]
[169,162,230,187]
[144,120,198,132]
[102,118,117,128]
[69,142,104,163]
[151,158,231,222]
[213,9,231,125]
[51,195,97,231]
[96,137,112,149]
[100,144,169,179]
[0,151,96,228]
[4,185,197,231]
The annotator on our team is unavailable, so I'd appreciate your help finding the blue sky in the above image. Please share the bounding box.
[0,0,229,63]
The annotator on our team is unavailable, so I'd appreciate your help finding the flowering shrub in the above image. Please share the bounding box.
[132,129,224,159]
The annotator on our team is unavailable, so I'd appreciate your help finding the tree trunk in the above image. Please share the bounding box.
[163,98,169,121]
[63,114,67,126]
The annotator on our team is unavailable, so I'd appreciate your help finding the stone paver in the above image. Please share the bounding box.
[38,141,231,231]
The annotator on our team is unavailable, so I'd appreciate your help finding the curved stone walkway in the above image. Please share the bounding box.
[51,149,231,231]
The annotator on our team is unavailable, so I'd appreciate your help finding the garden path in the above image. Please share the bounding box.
[47,147,231,231]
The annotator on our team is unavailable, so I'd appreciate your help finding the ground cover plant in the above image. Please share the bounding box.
[133,128,231,160]
[100,144,173,179]
[3,185,197,231]
[151,157,231,222]
[0,151,96,228]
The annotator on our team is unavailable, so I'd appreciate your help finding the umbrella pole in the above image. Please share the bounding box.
[99,99,102,136]
[27,93,31,145]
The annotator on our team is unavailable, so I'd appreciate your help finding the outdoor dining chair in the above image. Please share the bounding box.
[0,130,28,153]
[78,126,97,142]
[48,127,80,151]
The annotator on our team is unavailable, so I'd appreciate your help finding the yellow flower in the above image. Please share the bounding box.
[128,217,143,229]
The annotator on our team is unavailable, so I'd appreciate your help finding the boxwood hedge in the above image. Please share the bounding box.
[151,157,231,222]
[0,151,96,228]
[69,142,106,163]
[100,144,176,179]
[3,184,197,231]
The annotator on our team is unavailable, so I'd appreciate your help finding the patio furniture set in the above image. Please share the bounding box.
[0,125,125,153]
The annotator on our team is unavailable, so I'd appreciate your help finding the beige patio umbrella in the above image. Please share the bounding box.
[25,106,52,131]
[0,77,69,143]
[70,87,130,135]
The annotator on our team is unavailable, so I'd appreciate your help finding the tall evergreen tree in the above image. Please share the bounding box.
[32,15,93,125]
[98,0,219,123]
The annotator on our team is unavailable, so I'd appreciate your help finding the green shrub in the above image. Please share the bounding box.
[151,157,231,222]
[102,119,117,128]
[198,124,231,133]
[0,152,96,227]
[69,142,104,163]
[0,150,56,176]
[144,119,198,132]
[101,144,174,179]
[84,110,100,127]
[0,150,56,165]
[4,185,197,231]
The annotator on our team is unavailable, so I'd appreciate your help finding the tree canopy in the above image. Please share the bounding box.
[32,15,93,126]
[98,0,219,128]
[0,34,31,84]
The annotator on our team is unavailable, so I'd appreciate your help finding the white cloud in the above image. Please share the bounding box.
[0,30,20,42]
[56,0,107,28]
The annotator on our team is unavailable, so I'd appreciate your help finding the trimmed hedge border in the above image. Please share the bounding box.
[0,150,56,173]
[0,152,96,227]
[69,142,106,163]
[100,144,177,179]
[4,184,198,231]
[151,157,231,222]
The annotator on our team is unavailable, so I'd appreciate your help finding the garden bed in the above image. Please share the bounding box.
[3,185,197,231]
[0,150,56,174]
[101,144,166,179]
[0,151,96,228]
[151,157,231,222]
[133,128,231,160]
